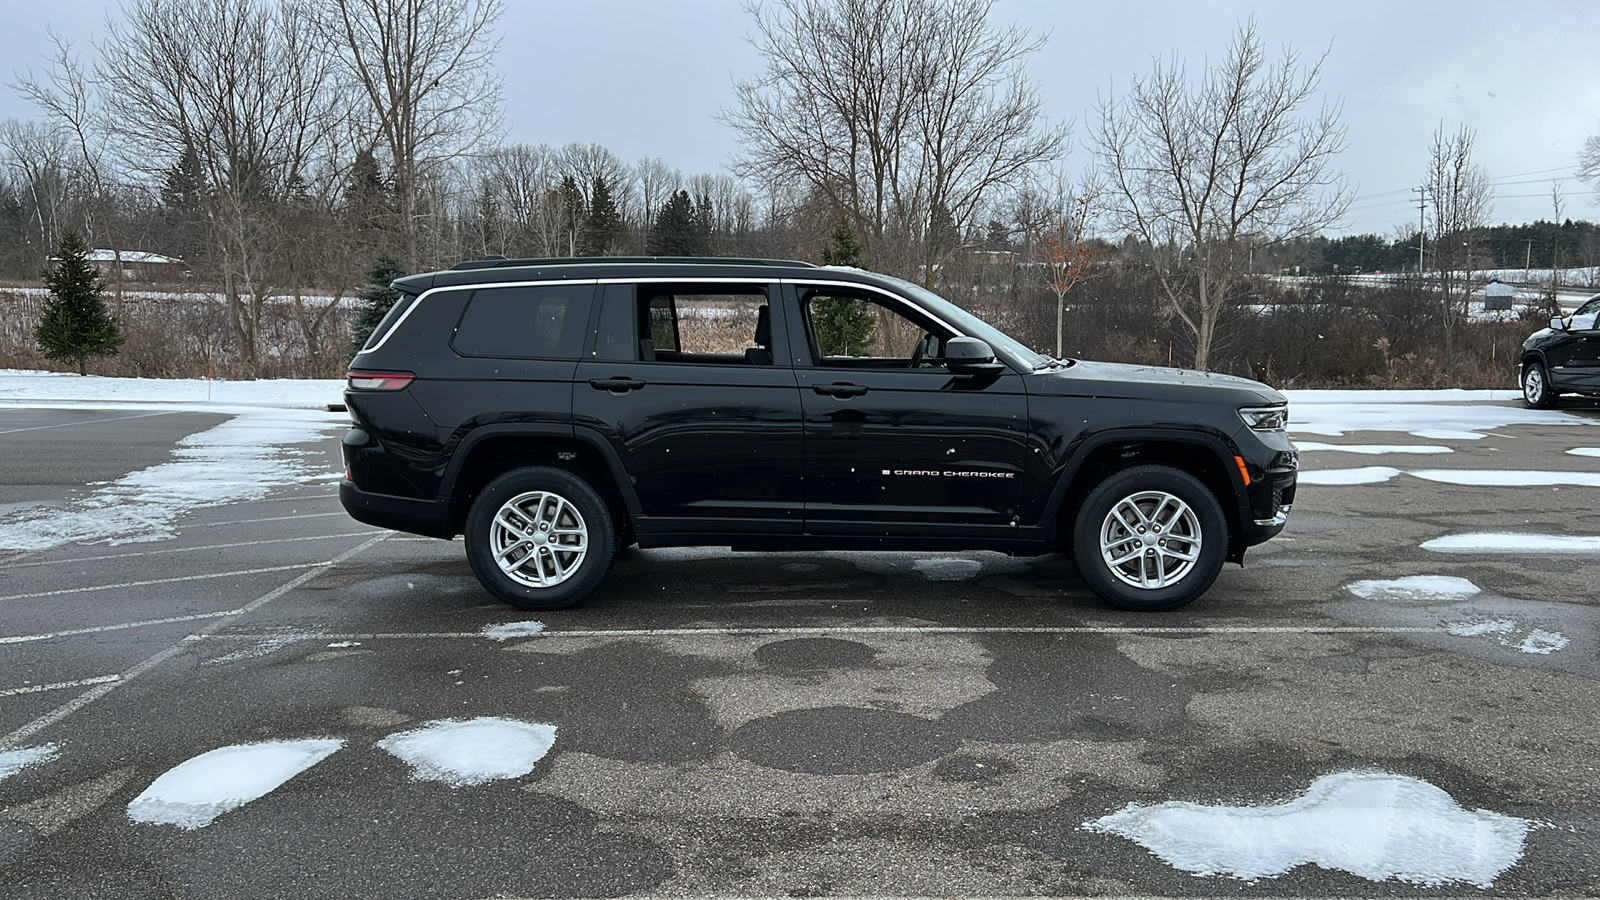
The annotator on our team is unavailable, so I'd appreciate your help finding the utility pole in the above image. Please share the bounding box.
[1412,187,1427,276]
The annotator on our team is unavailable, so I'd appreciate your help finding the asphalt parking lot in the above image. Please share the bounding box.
[2,400,1600,898]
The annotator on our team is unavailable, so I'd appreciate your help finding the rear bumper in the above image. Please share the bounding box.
[339,480,455,539]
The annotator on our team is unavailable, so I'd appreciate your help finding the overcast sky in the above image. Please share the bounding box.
[4,0,1598,237]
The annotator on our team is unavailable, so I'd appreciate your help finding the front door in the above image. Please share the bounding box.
[573,281,805,536]
[785,284,1028,537]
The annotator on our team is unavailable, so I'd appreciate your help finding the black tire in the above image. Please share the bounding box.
[1071,465,1228,612]
[1522,360,1559,409]
[464,466,616,611]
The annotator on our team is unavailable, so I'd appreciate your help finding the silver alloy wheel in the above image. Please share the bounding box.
[1523,366,1544,404]
[1098,489,1203,590]
[490,490,589,588]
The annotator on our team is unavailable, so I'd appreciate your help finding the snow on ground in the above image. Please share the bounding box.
[1445,620,1571,655]
[1287,394,1592,440]
[482,621,547,641]
[127,739,343,829]
[1297,466,1401,485]
[1423,533,1600,554]
[0,744,59,781]
[1410,469,1600,487]
[912,557,984,580]
[1084,771,1530,887]
[1346,576,1481,602]
[377,717,557,786]
[1293,442,1450,454]
[1569,448,1600,458]
[0,371,346,551]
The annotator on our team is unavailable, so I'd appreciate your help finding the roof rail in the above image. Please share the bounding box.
[449,255,818,271]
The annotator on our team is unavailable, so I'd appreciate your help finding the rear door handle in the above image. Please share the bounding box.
[812,383,869,398]
[589,377,645,393]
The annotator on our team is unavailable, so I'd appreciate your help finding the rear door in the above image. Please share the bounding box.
[573,280,805,536]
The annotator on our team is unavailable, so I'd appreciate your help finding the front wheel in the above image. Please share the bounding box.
[1522,360,1559,409]
[1071,465,1228,611]
[464,466,616,610]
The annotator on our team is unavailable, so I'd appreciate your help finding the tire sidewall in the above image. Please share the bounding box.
[1523,361,1557,409]
[464,466,616,610]
[1072,465,1228,612]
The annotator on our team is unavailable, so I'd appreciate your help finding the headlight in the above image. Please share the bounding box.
[1239,405,1287,432]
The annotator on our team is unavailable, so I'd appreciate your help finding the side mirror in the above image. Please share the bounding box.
[941,336,1005,376]
[1550,316,1567,331]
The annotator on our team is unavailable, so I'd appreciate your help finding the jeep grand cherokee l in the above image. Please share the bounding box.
[340,257,1297,612]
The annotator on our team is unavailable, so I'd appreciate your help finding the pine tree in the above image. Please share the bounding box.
[647,190,700,256]
[580,175,622,256]
[556,175,584,256]
[813,219,875,355]
[349,253,406,358]
[36,228,123,375]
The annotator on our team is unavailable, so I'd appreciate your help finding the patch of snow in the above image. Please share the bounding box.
[326,641,360,648]
[1346,576,1481,602]
[1285,395,1590,440]
[1409,469,1600,487]
[0,369,341,410]
[1566,447,1600,458]
[1297,466,1401,485]
[127,739,342,829]
[0,744,59,781]
[482,621,546,641]
[1447,620,1518,637]
[377,717,556,786]
[1294,442,1451,455]
[1423,533,1600,554]
[1085,770,1530,887]
[0,407,341,551]
[912,558,983,580]
[1519,630,1570,655]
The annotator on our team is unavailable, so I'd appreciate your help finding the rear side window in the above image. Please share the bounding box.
[360,291,419,352]
[452,285,594,359]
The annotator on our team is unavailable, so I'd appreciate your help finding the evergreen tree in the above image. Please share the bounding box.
[557,175,585,256]
[813,219,875,356]
[647,190,700,256]
[36,228,123,375]
[349,253,406,358]
[580,174,623,256]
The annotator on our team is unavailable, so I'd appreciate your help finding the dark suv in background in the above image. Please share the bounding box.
[1521,295,1600,408]
[339,257,1297,612]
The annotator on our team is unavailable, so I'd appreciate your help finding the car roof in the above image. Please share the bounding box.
[392,257,901,294]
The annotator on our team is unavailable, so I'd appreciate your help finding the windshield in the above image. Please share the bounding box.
[874,274,1051,371]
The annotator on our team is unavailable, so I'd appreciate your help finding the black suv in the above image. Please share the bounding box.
[1520,295,1600,408]
[339,258,1296,612]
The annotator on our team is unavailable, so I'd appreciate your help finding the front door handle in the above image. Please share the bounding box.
[589,377,646,393]
[812,382,869,398]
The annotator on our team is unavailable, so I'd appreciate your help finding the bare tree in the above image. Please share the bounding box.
[318,0,505,266]
[1422,122,1491,386]
[724,0,1064,284]
[1034,175,1099,358]
[1092,22,1349,370]
[0,119,80,268]
[98,0,340,377]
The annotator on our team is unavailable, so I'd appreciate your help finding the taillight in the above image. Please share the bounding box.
[347,371,415,391]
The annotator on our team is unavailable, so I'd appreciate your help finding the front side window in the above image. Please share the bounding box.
[801,288,946,368]
[452,285,593,359]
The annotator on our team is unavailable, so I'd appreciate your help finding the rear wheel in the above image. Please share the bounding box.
[1072,465,1227,611]
[464,466,616,610]
[1522,360,1558,409]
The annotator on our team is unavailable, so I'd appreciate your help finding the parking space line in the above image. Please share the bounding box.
[0,610,245,645]
[2,532,379,570]
[0,534,387,748]
[198,511,348,527]
[189,624,1446,642]
[0,410,178,435]
[0,564,321,602]
[0,676,120,698]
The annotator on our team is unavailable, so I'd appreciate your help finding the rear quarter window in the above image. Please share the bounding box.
[452,285,594,359]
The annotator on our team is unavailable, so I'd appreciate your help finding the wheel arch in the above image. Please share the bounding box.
[442,424,640,537]
[1042,430,1250,563]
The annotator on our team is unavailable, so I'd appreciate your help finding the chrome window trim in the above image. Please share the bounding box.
[358,279,602,354]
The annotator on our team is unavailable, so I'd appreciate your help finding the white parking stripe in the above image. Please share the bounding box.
[201,511,349,527]
[2,532,379,570]
[0,676,120,698]
[0,534,387,747]
[0,564,322,602]
[0,611,245,645]
[190,624,1445,642]
[0,410,177,435]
